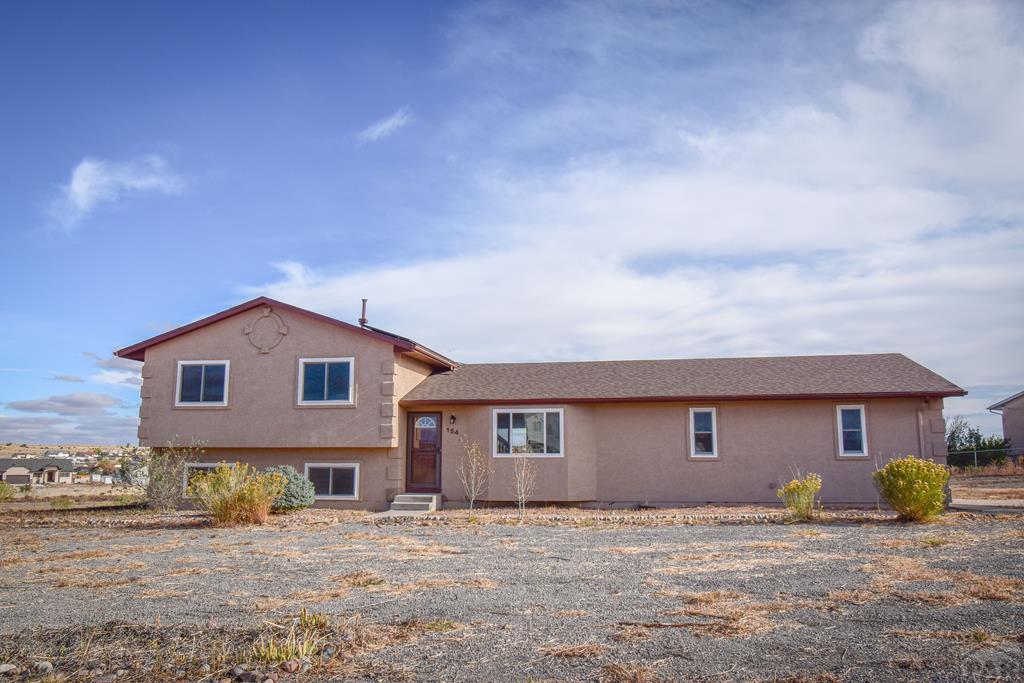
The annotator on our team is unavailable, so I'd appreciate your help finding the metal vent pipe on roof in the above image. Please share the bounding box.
[359,298,368,327]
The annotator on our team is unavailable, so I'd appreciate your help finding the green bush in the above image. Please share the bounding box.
[776,472,821,520]
[0,481,15,502]
[265,465,315,512]
[50,497,73,510]
[188,463,285,526]
[873,455,950,521]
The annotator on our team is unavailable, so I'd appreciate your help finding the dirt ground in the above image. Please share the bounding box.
[1,507,1022,682]
[0,484,144,512]
[950,475,1024,504]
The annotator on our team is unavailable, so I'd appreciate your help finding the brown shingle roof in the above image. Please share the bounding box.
[401,353,965,404]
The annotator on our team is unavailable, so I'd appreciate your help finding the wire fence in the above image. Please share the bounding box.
[946,446,1024,469]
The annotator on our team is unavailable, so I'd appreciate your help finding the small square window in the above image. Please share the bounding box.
[176,362,229,406]
[298,358,354,405]
[304,463,359,499]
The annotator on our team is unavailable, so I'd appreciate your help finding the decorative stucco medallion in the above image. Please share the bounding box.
[244,306,289,353]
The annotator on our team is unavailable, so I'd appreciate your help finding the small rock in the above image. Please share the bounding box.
[115,670,128,678]
[321,646,335,659]
[88,667,105,676]
[199,663,211,673]
[238,672,263,683]
[35,662,54,675]
[229,665,246,677]
[264,673,278,683]
[94,675,117,683]
[279,660,300,674]
[0,663,17,676]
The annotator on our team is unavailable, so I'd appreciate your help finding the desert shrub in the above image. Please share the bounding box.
[265,465,315,512]
[147,438,206,511]
[19,483,32,494]
[0,481,14,502]
[776,471,821,520]
[188,463,285,526]
[873,455,950,521]
[50,497,73,510]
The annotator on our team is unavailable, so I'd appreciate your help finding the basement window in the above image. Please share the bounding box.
[689,407,718,458]
[298,358,354,405]
[493,408,563,457]
[837,405,867,456]
[305,463,359,499]
[176,361,229,406]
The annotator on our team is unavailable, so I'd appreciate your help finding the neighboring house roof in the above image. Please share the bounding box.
[989,390,1024,411]
[402,353,965,405]
[0,458,75,473]
[114,296,455,369]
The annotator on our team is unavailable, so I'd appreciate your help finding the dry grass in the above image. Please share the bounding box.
[53,576,142,589]
[651,590,810,638]
[540,643,606,658]
[888,628,1022,646]
[0,613,439,682]
[46,548,112,562]
[611,625,652,642]
[332,570,386,588]
[600,663,664,683]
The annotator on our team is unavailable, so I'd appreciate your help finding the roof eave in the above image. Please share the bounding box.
[400,389,967,406]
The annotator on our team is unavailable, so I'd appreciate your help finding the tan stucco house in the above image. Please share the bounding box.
[115,297,964,510]
[988,390,1024,451]
[0,458,75,486]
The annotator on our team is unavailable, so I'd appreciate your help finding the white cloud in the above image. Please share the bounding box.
[83,352,143,386]
[6,392,125,416]
[357,106,412,142]
[2,392,137,444]
[48,155,184,229]
[248,1,1023,436]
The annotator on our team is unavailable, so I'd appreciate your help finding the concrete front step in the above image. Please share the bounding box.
[389,493,441,512]
[390,501,433,511]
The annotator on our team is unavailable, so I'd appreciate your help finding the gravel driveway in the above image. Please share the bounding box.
[2,509,1022,681]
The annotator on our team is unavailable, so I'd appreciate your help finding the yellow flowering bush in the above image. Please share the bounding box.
[873,455,950,521]
[188,462,285,526]
[776,472,821,520]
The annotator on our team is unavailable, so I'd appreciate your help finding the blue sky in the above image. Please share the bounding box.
[1,0,1022,444]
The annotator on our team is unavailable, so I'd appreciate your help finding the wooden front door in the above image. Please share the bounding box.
[407,412,442,493]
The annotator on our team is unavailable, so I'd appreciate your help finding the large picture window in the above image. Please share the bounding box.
[837,405,867,456]
[689,407,718,458]
[297,357,354,405]
[304,463,359,499]
[492,408,563,457]
[175,361,229,406]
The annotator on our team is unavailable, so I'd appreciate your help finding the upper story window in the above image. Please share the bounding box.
[689,407,718,458]
[175,361,229,407]
[493,408,563,457]
[837,405,867,456]
[298,357,354,405]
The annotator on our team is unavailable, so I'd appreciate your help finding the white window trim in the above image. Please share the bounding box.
[689,407,718,458]
[491,407,564,458]
[181,461,229,496]
[296,357,355,406]
[304,462,360,500]
[837,404,868,457]
[174,360,230,407]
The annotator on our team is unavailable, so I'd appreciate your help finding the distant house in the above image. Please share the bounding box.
[0,458,75,485]
[114,296,964,510]
[988,390,1024,450]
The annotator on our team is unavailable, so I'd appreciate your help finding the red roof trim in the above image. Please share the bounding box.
[400,390,965,406]
[114,296,455,369]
